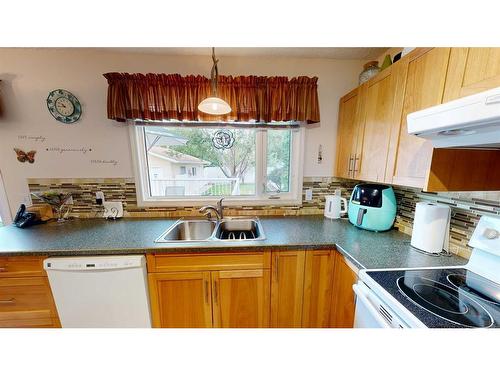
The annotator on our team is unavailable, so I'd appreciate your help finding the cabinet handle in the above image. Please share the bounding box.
[0,298,15,304]
[274,256,279,281]
[213,280,218,304]
[353,155,360,174]
[204,280,209,304]
[348,155,354,174]
[0,267,7,272]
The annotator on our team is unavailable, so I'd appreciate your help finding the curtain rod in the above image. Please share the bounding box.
[131,120,303,129]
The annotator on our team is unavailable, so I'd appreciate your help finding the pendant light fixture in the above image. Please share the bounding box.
[198,47,232,115]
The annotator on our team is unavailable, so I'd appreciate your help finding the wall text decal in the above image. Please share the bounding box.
[90,159,119,166]
[45,147,92,154]
[18,135,47,142]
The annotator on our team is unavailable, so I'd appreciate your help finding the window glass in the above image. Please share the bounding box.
[145,127,256,197]
[266,129,291,193]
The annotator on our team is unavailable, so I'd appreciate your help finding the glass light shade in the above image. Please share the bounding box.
[198,97,232,115]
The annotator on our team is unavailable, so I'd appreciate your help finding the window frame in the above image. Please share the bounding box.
[129,125,304,207]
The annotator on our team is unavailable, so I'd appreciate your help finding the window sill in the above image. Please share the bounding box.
[135,197,303,208]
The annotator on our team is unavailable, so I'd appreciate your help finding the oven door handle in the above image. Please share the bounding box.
[353,283,393,328]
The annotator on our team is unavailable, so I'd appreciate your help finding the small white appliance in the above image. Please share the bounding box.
[410,202,451,254]
[324,190,347,219]
[44,255,151,328]
[353,215,500,328]
[407,86,500,148]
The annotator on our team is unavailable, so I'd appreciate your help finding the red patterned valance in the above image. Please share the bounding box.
[103,73,320,124]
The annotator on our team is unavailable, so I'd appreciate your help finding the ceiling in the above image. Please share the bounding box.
[104,47,388,60]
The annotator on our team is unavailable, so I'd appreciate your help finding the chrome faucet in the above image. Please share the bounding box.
[199,198,224,221]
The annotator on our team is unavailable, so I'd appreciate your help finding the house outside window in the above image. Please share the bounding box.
[130,125,304,206]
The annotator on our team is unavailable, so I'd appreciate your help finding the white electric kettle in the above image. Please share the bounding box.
[324,194,347,219]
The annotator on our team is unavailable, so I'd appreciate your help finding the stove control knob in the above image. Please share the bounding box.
[483,228,499,240]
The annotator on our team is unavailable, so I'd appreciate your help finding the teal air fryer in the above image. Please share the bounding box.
[347,184,397,232]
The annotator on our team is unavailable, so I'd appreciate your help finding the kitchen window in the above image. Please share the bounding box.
[130,125,304,206]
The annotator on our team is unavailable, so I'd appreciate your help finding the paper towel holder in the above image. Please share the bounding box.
[410,202,452,257]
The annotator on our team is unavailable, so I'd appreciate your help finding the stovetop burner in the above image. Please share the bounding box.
[447,273,500,306]
[397,275,493,328]
[365,268,500,328]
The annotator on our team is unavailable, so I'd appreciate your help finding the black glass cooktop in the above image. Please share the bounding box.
[366,268,500,328]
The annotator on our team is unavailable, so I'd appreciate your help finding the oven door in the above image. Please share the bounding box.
[353,281,409,328]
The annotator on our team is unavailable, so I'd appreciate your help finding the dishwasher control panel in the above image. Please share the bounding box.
[43,255,144,271]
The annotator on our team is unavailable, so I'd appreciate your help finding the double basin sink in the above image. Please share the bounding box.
[155,217,266,243]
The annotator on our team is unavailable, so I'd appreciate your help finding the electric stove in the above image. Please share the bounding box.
[353,215,500,328]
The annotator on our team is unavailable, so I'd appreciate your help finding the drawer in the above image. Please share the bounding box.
[0,256,46,277]
[0,277,58,324]
[147,252,271,272]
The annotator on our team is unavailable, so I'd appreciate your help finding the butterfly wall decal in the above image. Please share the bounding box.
[14,148,36,163]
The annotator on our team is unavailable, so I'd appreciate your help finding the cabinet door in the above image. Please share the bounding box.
[148,272,212,328]
[444,48,500,102]
[355,67,401,182]
[0,277,60,328]
[329,252,358,328]
[301,250,335,328]
[335,87,365,179]
[385,48,451,188]
[212,269,270,328]
[270,251,306,328]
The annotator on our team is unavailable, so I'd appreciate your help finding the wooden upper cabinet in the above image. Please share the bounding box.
[385,48,451,188]
[212,269,270,328]
[270,251,305,328]
[355,67,402,182]
[148,271,213,328]
[335,87,364,179]
[444,48,500,102]
[329,252,358,328]
[301,250,335,328]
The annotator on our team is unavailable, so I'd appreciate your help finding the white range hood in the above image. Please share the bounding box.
[407,86,500,148]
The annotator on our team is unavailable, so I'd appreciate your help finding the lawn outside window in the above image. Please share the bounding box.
[130,125,304,207]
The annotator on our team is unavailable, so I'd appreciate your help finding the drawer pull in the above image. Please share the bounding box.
[0,267,7,272]
[204,280,209,304]
[0,298,15,304]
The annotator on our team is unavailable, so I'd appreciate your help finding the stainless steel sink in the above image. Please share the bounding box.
[155,220,217,242]
[214,218,265,240]
[155,217,265,243]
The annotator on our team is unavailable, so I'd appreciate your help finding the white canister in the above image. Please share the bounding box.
[324,195,348,219]
[411,202,451,254]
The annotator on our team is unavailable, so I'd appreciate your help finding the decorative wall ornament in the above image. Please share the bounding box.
[46,89,82,124]
[14,148,36,163]
[212,129,235,149]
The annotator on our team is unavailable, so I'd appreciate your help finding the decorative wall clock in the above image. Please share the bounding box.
[46,89,82,124]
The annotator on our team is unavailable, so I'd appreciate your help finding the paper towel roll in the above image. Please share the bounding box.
[411,202,451,254]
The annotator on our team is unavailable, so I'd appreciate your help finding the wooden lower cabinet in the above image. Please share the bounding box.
[212,269,270,328]
[302,250,335,328]
[148,250,358,329]
[270,251,306,328]
[329,252,358,328]
[147,253,271,328]
[148,271,213,328]
[0,256,60,328]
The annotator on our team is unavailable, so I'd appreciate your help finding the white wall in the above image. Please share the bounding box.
[0,48,363,218]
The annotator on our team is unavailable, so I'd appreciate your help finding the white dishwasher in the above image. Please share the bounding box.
[44,255,151,328]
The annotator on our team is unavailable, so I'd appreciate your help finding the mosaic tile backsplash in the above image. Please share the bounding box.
[28,177,500,259]
[28,177,358,218]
